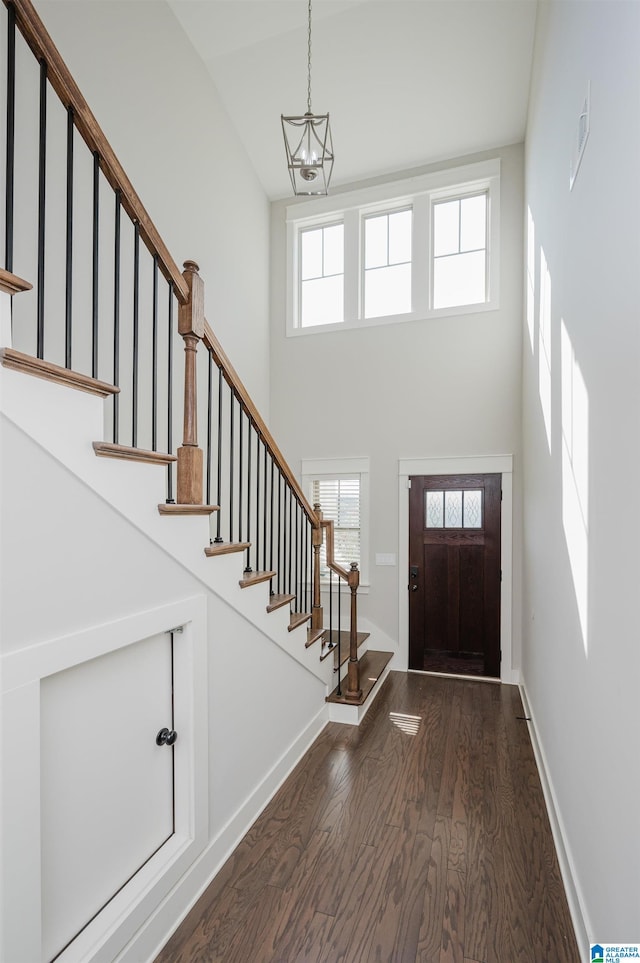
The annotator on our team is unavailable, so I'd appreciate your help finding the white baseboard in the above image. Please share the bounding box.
[121,703,329,963]
[519,682,590,958]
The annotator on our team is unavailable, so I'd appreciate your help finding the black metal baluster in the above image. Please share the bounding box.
[238,404,244,545]
[112,191,121,443]
[229,389,234,543]
[304,513,309,613]
[277,470,282,594]
[132,222,139,447]
[65,106,74,369]
[288,486,293,600]
[214,366,223,541]
[166,283,174,502]
[92,151,100,377]
[283,482,288,597]
[294,499,299,610]
[269,456,275,582]
[206,352,213,505]
[36,60,47,357]
[151,255,158,450]
[245,418,252,573]
[263,443,268,573]
[337,574,342,695]
[255,434,260,573]
[4,3,15,272]
[329,567,334,650]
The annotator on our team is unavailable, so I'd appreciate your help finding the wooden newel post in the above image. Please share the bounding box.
[346,561,362,701]
[177,260,204,504]
[312,504,324,630]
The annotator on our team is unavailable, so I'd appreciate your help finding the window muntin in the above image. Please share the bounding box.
[432,192,487,309]
[425,489,483,529]
[364,208,412,319]
[312,477,361,574]
[300,223,344,326]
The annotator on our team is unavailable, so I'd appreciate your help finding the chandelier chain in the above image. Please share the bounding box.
[307,0,312,113]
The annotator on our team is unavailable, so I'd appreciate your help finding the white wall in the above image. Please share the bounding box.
[523,0,640,942]
[269,145,524,667]
[26,0,271,413]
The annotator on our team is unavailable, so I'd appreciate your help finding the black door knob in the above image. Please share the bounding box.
[156,727,178,746]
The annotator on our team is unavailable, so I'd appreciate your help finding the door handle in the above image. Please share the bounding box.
[410,584,418,592]
[156,727,178,746]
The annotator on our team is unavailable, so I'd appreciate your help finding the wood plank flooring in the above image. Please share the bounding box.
[154,672,580,963]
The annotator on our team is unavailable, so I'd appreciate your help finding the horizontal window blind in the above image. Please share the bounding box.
[312,477,360,572]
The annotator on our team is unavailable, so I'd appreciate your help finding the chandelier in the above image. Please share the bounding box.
[281,0,334,196]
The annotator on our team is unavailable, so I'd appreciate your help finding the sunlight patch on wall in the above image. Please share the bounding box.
[526,207,536,351]
[561,320,589,653]
[538,247,553,453]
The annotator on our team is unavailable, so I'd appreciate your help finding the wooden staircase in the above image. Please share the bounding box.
[0,0,394,723]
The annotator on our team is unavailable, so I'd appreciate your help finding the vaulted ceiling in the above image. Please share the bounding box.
[168,0,538,200]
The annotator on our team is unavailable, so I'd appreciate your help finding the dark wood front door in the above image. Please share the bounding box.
[409,473,501,677]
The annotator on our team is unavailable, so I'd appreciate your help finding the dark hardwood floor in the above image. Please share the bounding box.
[155,672,580,963]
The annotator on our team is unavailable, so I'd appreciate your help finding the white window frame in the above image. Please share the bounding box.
[298,219,345,327]
[286,158,500,337]
[301,456,370,591]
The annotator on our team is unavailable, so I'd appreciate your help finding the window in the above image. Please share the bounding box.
[301,457,370,587]
[425,489,483,529]
[300,223,344,326]
[432,193,487,309]
[312,477,360,574]
[286,158,500,336]
[364,208,412,318]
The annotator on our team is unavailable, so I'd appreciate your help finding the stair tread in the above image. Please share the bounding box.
[267,594,295,613]
[2,348,119,398]
[0,269,32,295]
[326,650,394,706]
[204,541,250,557]
[158,503,219,515]
[289,611,312,632]
[319,630,369,664]
[239,570,275,589]
[93,441,176,465]
[305,627,325,649]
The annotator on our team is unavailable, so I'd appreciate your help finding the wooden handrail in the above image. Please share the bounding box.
[4,0,189,304]
[202,320,318,525]
[320,518,350,582]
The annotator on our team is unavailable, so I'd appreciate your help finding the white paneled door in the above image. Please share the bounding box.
[40,632,175,962]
